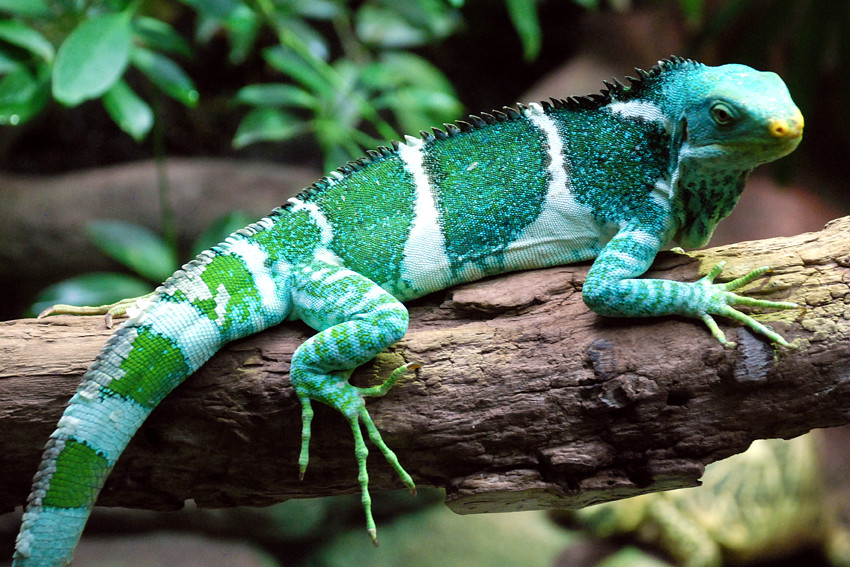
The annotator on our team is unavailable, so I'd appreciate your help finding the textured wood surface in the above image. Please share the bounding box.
[2,216,850,517]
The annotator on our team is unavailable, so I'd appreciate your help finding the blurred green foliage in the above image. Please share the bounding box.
[0,0,195,140]
[0,0,470,168]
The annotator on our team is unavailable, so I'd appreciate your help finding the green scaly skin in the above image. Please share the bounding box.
[14,57,803,565]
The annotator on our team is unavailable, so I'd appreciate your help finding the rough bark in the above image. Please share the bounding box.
[1,217,849,517]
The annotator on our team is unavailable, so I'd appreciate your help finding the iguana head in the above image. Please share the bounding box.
[678,63,804,168]
[663,62,804,248]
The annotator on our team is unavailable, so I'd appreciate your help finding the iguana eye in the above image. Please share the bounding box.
[710,102,737,126]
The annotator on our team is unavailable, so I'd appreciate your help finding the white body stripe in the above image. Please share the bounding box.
[529,112,570,198]
[396,139,453,299]
[605,100,672,131]
[56,394,152,464]
[175,267,215,304]
[287,198,334,246]
[77,327,139,393]
[287,197,344,267]
[225,237,288,320]
[500,112,618,269]
[606,99,679,206]
[608,250,640,266]
[623,229,663,249]
[654,176,676,201]
[213,283,231,320]
[134,301,220,371]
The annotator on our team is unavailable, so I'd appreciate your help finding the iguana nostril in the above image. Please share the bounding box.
[769,119,790,137]
[769,109,804,138]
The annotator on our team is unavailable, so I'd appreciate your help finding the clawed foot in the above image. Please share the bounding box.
[38,293,155,328]
[698,261,800,349]
[296,361,421,546]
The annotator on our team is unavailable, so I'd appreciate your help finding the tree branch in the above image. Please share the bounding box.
[2,217,850,516]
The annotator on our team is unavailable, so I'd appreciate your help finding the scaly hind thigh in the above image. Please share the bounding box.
[288,262,417,544]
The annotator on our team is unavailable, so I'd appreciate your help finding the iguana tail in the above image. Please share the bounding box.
[13,226,291,566]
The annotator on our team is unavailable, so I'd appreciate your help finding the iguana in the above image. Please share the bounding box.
[13,57,804,566]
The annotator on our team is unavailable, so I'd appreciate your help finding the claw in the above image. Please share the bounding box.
[359,361,422,398]
[703,260,727,282]
[701,313,733,348]
[294,361,417,548]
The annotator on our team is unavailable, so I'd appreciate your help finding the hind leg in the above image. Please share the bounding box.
[288,262,418,545]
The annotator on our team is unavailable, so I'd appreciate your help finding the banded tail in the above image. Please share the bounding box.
[14,225,290,566]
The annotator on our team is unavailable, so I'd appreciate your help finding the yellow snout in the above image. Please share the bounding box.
[768,108,804,139]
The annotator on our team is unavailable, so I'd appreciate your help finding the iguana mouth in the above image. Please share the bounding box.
[716,130,802,165]
[761,131,803,160]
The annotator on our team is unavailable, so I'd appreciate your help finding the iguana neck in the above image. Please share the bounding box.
[672,160,751,249]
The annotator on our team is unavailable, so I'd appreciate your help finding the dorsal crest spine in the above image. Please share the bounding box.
[282,56,701,214]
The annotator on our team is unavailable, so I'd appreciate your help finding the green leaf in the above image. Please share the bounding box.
[86,220,177,282]
[234,83,316,108]
[0,20,54,61]
[373,51,457,92]
[377,87,461,134]
[178,0,241,20]
[263,46,331,94]
[52,13,133,106]
[0,50,20,74]
[191,210,255,256]
[30,272,153,317]
[355,4,429,48]
[134,17,193,57]
[276,17,330,62]
[355,0,460,48]
[322,142,356,172]
[0,0,51,17]
[233,107,306,148]
[194,11,222,44]
[0,64,49,125]
[357,52,461,138]
[223,3,259,64]
[288,0,342,19]
[131,46,199,107]
[505,0,542,60]
[102,79,153,141]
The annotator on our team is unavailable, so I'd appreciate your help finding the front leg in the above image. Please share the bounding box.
[582,225,797,348]
[289,262,417,545]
